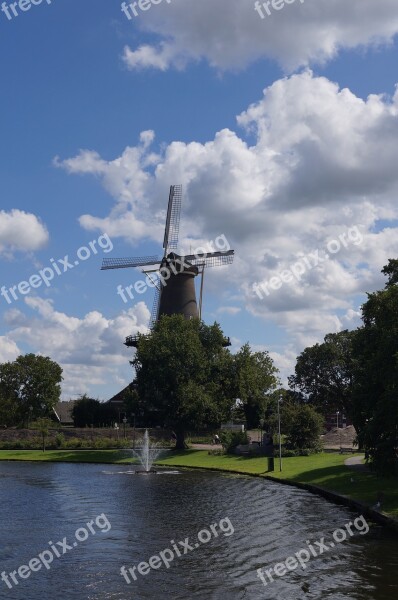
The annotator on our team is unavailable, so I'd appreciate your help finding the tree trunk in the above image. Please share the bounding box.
[175,430,186,450]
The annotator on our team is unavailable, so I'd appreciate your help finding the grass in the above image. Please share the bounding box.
[0,449,132,464]
[1,449,397,519]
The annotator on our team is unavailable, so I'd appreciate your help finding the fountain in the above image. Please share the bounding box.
[132,429,163,473]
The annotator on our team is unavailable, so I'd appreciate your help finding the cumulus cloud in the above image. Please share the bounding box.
[54,134,164,246]
[5,298,150,397]
[216,306,242,315]
[0,209,49,255]
[55,72,398,369]
[121,0,398,71]
[0,336,20,363]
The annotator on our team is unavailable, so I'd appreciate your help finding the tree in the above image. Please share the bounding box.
[72,395,117,427]
[352,260,398,475]
[0,385,17,427]
[232,344,279,429]
[282,404,324,452]
[0,354,62,426]
[132,315,235,449]
[288,330,356,417]
[382,258,398,288]
[33,417,53,452]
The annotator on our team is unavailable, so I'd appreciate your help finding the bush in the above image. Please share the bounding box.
[55,433,65,448]
[64,437,84,449]
[283,404,324,452]
[220,430,249,453]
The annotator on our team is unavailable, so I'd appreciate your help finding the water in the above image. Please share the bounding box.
[0,462,397,599]
[132,429,163,472]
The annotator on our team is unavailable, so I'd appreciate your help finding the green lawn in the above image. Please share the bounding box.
[1,449,397,519]
[0,449,132,464]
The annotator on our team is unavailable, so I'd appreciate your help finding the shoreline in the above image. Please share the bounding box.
[1,449,397,533]
[154,460,398,534]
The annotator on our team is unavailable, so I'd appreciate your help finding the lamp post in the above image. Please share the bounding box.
[278,394,282,472]
[123,417,127,439]
[132,413,136,449]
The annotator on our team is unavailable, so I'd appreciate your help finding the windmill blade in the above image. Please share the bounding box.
[101,256,161,270]
[181,250,234,268]
[150,286,161,328]
[163,184,182,253]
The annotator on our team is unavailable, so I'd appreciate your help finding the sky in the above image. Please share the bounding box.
[1,0,398,400]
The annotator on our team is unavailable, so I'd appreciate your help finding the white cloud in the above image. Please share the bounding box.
[216,306,241,315]
[5,298,150,398]
[0,336,20,363]
[55,72,398,373]
[0,210,49,255]
[121,0,398,71]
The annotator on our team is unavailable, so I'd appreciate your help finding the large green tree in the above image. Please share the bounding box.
[288,330,356,417]
[0,354,62,426]
[132,315,235,449]
[232,343,279,429]
[352,260,398,475]
[282,403,324,452]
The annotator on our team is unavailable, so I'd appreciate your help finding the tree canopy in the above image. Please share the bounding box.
[232,343,279,429]
[0,354,62,426]
[351,260,398,474]
[132,315,236,448]
[71,395,117,428]
[288,330,356,417]
[288,259,398,475]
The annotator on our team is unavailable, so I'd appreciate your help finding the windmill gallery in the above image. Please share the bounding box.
[101,185,235,348]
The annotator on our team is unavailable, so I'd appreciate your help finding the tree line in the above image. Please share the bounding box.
[1,258,396,474]
[289,259,398,475]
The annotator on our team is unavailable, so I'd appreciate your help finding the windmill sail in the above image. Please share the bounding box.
[181,250,234,268]
[101,256,160,270]
[150,286,161,328]
[163,184,182,253]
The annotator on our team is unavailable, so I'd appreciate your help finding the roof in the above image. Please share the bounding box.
[53,400,75,424]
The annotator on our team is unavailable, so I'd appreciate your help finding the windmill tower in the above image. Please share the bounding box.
[101,185,234,347]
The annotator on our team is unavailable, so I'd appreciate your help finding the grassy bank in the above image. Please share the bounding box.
[0,449,131,463]
[1,449,397,519]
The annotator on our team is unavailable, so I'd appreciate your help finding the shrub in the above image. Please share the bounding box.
[55,433,65,448]
[64,437,83,449]
[220,430,249,453]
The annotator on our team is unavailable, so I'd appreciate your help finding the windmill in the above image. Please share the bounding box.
[101,185,234,347]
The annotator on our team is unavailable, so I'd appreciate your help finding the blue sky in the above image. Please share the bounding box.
[1,0,398,399]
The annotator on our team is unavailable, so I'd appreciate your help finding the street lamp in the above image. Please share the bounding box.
[278,394,282,472]
[123,417,127,439]
[259,418,264,446]
[336,410,342,450]
[132,413,136,449]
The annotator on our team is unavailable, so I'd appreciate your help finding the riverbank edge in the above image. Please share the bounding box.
[155,460,398,534]
[1,451,397,533]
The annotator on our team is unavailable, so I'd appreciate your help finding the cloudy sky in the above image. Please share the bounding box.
[1,0,398,399]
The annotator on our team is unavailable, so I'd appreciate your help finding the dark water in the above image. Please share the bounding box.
[0,462,397,599]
